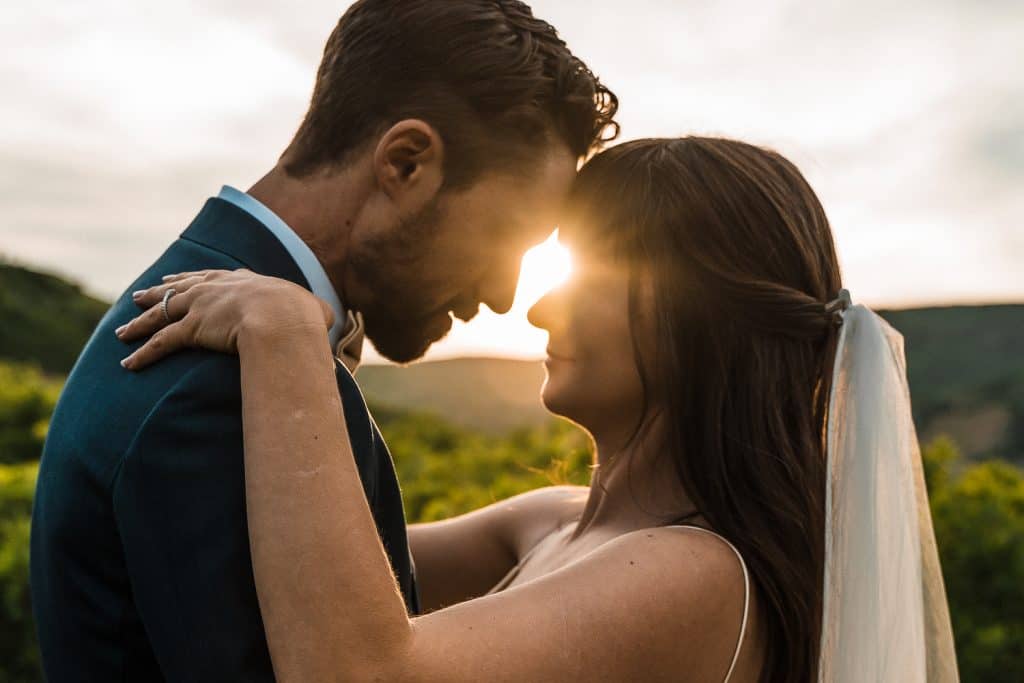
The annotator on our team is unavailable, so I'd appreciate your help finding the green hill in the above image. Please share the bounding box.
[359,305,1024,463]
[0,261,1020,462]
[878,305,1024,462]
[358,358,550,433]
[0,261,108,375]
[0,263,1022,680]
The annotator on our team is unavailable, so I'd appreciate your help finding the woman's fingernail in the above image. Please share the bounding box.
[115,324,127,337]
[162,275,173,281]
[132,290,144,300]
[120,357,131,369]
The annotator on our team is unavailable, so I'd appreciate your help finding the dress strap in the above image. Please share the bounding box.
[667,525,751,683]
[485,524,562,596]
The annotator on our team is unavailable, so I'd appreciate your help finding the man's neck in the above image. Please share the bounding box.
[247,163,367,303]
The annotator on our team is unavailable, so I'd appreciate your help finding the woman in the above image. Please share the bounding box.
[117,137,957,681]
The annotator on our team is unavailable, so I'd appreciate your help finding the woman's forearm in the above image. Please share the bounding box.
[237,327,412,681]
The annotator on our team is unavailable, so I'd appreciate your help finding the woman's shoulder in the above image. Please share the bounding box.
[607,525,749,599]
[579,525,759,680]
[496,485,588,557]
[650,526,752,628]
[595,526,752,634]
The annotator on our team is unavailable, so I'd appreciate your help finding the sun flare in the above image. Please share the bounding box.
[511,230,572,313]
[366,230,574,362]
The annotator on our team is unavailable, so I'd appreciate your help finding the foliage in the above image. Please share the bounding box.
[923,437,1024,682]
[0,357,1021,681]
[373,403,594,522]
[0,362,61,464]
[0,461,40,682]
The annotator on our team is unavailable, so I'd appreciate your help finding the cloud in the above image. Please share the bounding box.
[0,0,1021,362]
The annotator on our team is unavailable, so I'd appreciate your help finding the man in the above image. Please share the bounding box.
[30,0,617,680]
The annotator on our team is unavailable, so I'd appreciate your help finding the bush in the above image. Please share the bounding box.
[374,404,593,522]
[0,362,60,464]
[0,461,40,682]
[924,437,1024,682]
[1,373,1022,681]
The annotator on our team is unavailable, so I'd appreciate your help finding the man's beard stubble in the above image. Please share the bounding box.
[347,198,456,364]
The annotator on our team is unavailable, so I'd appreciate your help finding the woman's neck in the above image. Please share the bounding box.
[572,417,701,542]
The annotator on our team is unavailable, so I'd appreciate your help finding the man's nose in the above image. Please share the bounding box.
[479,259,521,315]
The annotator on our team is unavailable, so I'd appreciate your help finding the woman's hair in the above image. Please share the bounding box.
[569,137,843,683]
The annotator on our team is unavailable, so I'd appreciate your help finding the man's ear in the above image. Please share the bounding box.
[373,120,444,212]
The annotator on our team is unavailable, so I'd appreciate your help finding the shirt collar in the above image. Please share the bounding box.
[216,185,347,348]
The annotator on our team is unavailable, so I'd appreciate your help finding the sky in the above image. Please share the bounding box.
[1,0,1021,364]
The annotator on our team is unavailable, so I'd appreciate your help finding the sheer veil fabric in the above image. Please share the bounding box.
[818,298,959,681]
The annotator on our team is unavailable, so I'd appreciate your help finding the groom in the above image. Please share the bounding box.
[30,1,617,680]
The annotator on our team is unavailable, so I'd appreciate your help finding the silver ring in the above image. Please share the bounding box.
[161,288,177,323]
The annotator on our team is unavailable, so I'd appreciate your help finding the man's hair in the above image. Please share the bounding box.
[284,0,619,187]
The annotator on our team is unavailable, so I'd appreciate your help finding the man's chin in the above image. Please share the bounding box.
[365,312,453,365]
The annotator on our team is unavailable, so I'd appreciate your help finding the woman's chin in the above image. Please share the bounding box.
[539,377,576,422]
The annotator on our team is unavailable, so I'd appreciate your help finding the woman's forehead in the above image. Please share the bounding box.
[559,221,635,265]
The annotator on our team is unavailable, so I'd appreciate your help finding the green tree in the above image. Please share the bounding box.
[0,261,108,375]
[924,436,1024,682]
[0,461,40,681]
[0,362,61,464]
[375,404,593,523]
[2,374,1023,682]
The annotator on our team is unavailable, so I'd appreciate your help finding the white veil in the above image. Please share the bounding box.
[818,293,959,682]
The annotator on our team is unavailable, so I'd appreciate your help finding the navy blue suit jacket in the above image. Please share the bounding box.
[30,198,419,681]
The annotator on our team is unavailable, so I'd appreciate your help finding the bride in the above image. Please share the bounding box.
[118,137,958,682]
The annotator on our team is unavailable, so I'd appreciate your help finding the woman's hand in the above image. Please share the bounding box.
[116,269,334,370]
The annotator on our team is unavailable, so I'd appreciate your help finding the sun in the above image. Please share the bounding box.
[364,230,574,362]
[511,230,573,313]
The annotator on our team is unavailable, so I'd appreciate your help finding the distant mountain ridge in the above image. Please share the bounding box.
[2,261,1021,462]
[0,261,109,375]
[358,358,550,433]
[877,305,1024,461]
[362,305,1024,463]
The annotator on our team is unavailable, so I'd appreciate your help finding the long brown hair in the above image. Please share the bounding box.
[569,137,843,682]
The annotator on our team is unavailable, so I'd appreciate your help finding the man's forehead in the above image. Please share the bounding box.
[538,144,579,190]
[520,149,577,222]
[461,144,575,237]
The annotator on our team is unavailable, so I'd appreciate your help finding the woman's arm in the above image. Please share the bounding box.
[238,326,412,680]
[119,271,755,682]
[409,486,588,612]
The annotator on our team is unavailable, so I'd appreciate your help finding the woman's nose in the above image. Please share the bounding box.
[527,285,565,332]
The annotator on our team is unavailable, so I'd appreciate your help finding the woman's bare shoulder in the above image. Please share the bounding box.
[493,485,588,555]
[631,526,749,602]
[400,521,758,682]
[578,526,755,678]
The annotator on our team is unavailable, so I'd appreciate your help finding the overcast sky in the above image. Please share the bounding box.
[1,0,1021,362]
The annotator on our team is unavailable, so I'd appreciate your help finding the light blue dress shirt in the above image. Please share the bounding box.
[217,185,346,347]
